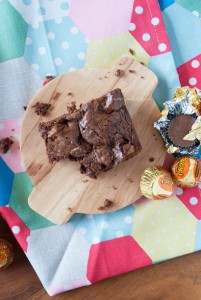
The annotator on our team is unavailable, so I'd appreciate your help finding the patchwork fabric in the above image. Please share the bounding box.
[1,0,201,296]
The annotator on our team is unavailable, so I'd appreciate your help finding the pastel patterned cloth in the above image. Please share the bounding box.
[1,0,201,296]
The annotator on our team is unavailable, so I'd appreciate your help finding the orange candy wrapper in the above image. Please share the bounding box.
[171,156,201,187]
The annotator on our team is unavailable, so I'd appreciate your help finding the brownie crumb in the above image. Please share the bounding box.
[53,92,61,101]
[149,157,155,162]
[98,206,105,211]
[67,101,77,113]
[128,178,134,183]
[115,69,124,77]
[112,185,117,190]
[45,75,55,83]
[23,106,27,111]
[67,92,73,96]
[98,199,113,210]
[0,138,13,154]
[104,199,113,207]
[82,179,89,183]
[129,70,135,73]
[32,102,51,116]
[129,48,135,56]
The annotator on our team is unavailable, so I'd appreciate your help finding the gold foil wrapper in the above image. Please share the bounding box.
[140,167,174,200]
[171,156,201,187]
[174,86,201,115]
[0,239,14,270]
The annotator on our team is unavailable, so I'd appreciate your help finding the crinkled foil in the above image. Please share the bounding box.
[140,167,174,200]
[154,87,201,156]
[171,156,201,187]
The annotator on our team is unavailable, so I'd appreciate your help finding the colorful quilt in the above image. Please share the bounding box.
[1,0,201,296]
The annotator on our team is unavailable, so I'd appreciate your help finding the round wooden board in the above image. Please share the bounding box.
[20,57,166,224]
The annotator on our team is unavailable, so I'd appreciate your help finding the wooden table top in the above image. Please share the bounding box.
[1,214,201,300]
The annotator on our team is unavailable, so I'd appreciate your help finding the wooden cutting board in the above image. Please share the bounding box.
[20,57,166,224]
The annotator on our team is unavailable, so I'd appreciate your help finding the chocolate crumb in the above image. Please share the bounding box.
[140,62,145,65]
[155,138,157,141]
[68,207,73,212]
[32,102,51,116]
[149,157,155,162]
[23,106,27,111]
[67,101,77,113]
[112,185,117,190]
[119,63,122,65]
[11,129,15,132]
[104,199,113,208]
[104,76,108,78]
[128,178,134,183]
[0,138,13,154]
[53,92,61,101]
[98,206,105,211]
[129,70,135,73]
[153,134,156,137]
[82,179,89,183]
[129,48,135,55]
[115,69,124,77]
[67,92,73,96]
[141,76,144,79]
[45,75,55,82]
[99,77,102,80]
[98,199,113,210]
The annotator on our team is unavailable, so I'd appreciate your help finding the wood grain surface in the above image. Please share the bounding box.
[1,214,201,300]
[20,57,166,224]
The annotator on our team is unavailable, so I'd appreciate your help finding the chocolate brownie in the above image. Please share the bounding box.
[78,88,141,178]
[39,111,91,163]
[39,88,141,178]
[0,138,13,154]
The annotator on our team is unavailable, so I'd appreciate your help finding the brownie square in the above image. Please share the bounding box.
[78,88,141,178]
[39,88,141,178]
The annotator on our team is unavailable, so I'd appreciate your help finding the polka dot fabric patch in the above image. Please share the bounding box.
[24,17,88,78]
[129,0,171,56]
[177,54,201,89]
[70,205,135,244]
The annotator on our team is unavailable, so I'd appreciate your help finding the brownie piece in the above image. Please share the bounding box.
[32,102,51,116]
[0,138,13,154]
[39,111,92,163]
[39,88,141,178]
[78,88,141,178]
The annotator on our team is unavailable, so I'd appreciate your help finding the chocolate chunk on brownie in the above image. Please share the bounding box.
[0,138,13,154]
[78,88,141,178]
[32,102,51,116]
[39,111,92,163]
